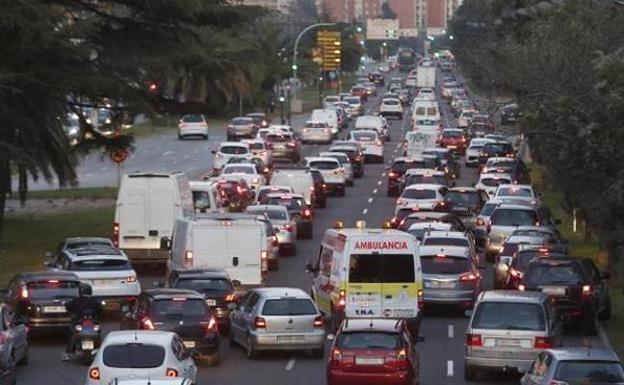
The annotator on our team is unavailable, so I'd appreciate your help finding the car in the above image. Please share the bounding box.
[348,130,384,163]
[4,271,85,334]
[500,103,519,125]
[444,187,489,220]
[368,71,385,85]
[343,96,364,117]
[255,185,294,204]
[362,81,377,96]
[491,183,538,205]
[437,128,469,154]
[485,203,542,261]
[220,163,266,191]
[165,268,238,334]
[482,157,531,184]
[328,144,364,178]
[350,86,368,101]
[475,172,513,197]
[464,290,563,381]
[311,109,340,136]
[226,156,270,180]
[395,183,448,214]
[178,114,208,140]
[332,101,353,121]
[246,204,297,256]
[470,113,495,134]
[0,302,29,368]
[44,244,140,312]
[319,152,354,187]
[265,132,300,163]
[519,256,610,334]
[304,157,346,196]
[354,115,389,142]
[85,330,198,385]
[305,168,327,209]
[300,120,332,144]
[465,138,495,166]
[229,287,326,359]
[323,95,341,108]
[379,98,403,119]
[387,157,435,197]
[478,141,516,168]
[401,169,450,191]
[241,138,273,167]
[457,109,476,128]
[406,222,453,243]
[226,117,257,141]
[211,142,251,175]
[521,348,624,385]
[422,148,461,180]
[419,245,481,308]
[246,112,270,128]
[54,237,116,254]
[474,198,511,248]
[265,193,313,239]
[503,246,568,290]
[394,211,470,234]
[326,318,420,385]
[107,377,196,385]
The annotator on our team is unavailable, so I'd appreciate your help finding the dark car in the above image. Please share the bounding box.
[166,268,238,334]
[500,103,519,125]
[504,247,568,290]
[445,187,489,220]
[226,117,257,141]
[121,289,220,365]
[329,144,364,178]
[387,157,441,197]
[309,168,328,209]
[520,257,610,335]
[350,86,367,101]
[246,112,270,128]
[368,72,385,85]
[265,132,300,163]
[422,148,461,179]
[0,302,29,368]
[481,157,531,184]
[478,142,516,167]
[4,271,84,334]
[470,113,495,134]
[265,193,313,239]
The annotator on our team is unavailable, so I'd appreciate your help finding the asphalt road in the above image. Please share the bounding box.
[16,69,607,385]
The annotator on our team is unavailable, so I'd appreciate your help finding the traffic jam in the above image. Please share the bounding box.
[1,50,621,385]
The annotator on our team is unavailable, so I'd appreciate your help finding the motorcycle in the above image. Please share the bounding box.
[70,315,101,365]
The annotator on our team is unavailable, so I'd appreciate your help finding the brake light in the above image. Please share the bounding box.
[225,293,237,302]
[142,317,155,330]
[376,140,383,146]
[466,333,482,347]
[284,224,293,232]
[112,222,120,247]
[301,208,311,218]
[206,316,218,333]
[20,285,28,299]
[459,273,479,282]
[185,250,193,261]
[126,276,137,283]
[534,336,552,349]
[303,128,309,132]
[417,289,424,310]
[286,141,296,148]
[89,368,100,380]
[166,368,179,377]
[582,284,592,300]
[313,315,324,328]
[237,185,248,195]
[518,284,526,291]
[388,171,397,178]
[254,316,266,329]
[475,217,485,226]
[338,289,346,309]
[310,186,315,192]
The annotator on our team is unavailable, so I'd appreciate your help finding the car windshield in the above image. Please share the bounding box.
[248,143,264,150]
[423,237,469,248]
[349,254,415,283]
[416,119,438,125]
[65,241,111,250]
[182,114,203,123]
[71,259,132,271]
[103,344,165,368]
[26,281,79,299]
[443,131,463,138]
[345,97,360,105]
[306,122,327,128]
[555,361,624,384]
[151,299,208,319]
[446,191,480,205]
[267,134,290,142]
[220,146,248,155]
[421,255,471,274]
[174,278,233,293]
[472,302,545,331]
[524,263,584,286]
[491,209,537,226]
[223,165,254,174]
[497,187,533,197]
[480,177,511,187]
[352,132,376,141]
[402,189,437,199]
[308,161,338,170]
[261,298,317,316]
[384,99,400,105]
[484,143,510,153]
[338,332,401,350]
[247,208,287,221]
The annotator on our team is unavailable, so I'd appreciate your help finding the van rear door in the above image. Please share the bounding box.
[146,177,176,247]
[230,223,264,285]
[380,252,419,319]
[117,177,148,249]
[192,223,229,270]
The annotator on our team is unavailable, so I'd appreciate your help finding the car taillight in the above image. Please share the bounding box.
[466,333,482,347]
[20,285,28,299]
[126,276,137,283]
[313,315,324,328]
[254,316,266,329]
[534,336,552,349]
[141,317,155,330]
[310,186,315,192]
[338,289,346,309]
[185,250,193,262]
[475,217,485,226]
[301,208,311,218]
[509,268,523,279]
[548,381,570,385]
[166,368,179,377]
[417,289,424,310]
[582,284,592,300]
[518,284,526,291]
[459,273,479,282]
[206,316,218,333]
[225,293,237,302]
[284,224,293,232]
[303,128,309,133]
[388,171,397,178]
[286,141,296,148]
[112,222,120,247]
[89,368,100,380]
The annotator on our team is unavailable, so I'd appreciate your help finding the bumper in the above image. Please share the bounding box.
[327,370,412,385]
[272,149,297,159]
[325,182,346,193]
[27,316,73,329]
[227,130,254,139]
[465,356,532,372]
[180,127,208,136]
[249,331,325,351]
[302,134,332,143]
[183,334,220,356]
[276,231,296,245]
[123,248,170,263]
[97,296,137,312]
[296,220,313,234]
[423,288,477,305]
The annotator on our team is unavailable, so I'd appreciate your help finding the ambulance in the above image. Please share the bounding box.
[307,222,423,334]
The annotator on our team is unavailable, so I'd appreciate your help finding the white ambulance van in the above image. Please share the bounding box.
[307,223,423,334]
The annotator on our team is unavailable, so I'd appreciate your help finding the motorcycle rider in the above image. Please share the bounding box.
[62,283,101,361]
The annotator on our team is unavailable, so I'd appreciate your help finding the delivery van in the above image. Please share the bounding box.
[189,181,223,213]
[167,213,268,287]
[311,109,339,136]
[113,172,194,264]
[411,100,440,129]
[270,168,315,206]
[404,131,439,158]
[307,223,423,333]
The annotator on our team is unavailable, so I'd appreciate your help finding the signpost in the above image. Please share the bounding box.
[366,19,400,40]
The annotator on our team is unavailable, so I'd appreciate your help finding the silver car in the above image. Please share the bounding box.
[319,152,354,186]
[464,291,563,381]
[0,303,28,369]
[245,205,297,256]
[419,245,481,308]
[229,287,326,359]
[485,203,541,260]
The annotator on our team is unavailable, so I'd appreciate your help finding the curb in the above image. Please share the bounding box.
[598,324,612,349]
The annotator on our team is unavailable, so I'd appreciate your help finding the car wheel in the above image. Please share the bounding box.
[312,348,324,359]
[245,335,259,359]
[203,135,209,140]
[464,364,479,381]
[599,297,612,321]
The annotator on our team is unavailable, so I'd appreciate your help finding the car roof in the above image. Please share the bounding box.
[63,237,112,245]
[341,318,403,333]
[143,288,206,300]
[258,185,292,191]
[404,169,445,176]
[423,231,469,239]
[19,271,80,282]
[497,183,533,190]
[219,142,248,147]
[104,330,175,345]
[449,187,481,193]
[404,183,445,190]
[64,248,128,261]
[111,377,192,385]
[546,348,621,362]
[306,157,340,163]
[266,192,305,199]
[252,287,310,299]
[419,245,470,258]
[494,203,537,211]
[479,172,512,179]
[319,152,348,157]
[479,290,548,303]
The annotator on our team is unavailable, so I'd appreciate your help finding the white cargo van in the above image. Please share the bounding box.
[404,131,439,158]
[411,100,440,129]
[307,224,423,333]
[113,172,194,264]
[168,213,268,287]
[270,168,315,206]
[310,109,339,136]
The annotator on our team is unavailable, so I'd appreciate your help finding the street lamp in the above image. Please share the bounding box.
[279,94,286,124]
[292,22,336,103]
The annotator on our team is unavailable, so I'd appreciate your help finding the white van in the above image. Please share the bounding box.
[270,168,315,206]
[168,213,268,287]
[311,109,339,136]
[404,131,439,158]
[189,180,223,213]
[411,100,440,129]
[307,225,424,333]
[113,172,194,264]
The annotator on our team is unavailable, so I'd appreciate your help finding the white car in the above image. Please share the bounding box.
[465,138,495,166]
[458,109,476,128]
[242,139,273,167]
[416,88,435,100]
[267,124,295,135]
[178,114,208,140]
[300,120,332,144]
[220,163,265,190]
[406,222,453,242]
[395,183,447,214]
[46,244,140,311]
[212,142,251,174]
[108,378,195,385]
[422,230,476,252]
[354,115,389,141]
[323,95,341,108]
[85,331,197,385]
[491,184,538,205]
[413,117,441,132]
[475,172,513,197]
[348,129,384,163]
[319,151,354,186]
[344,96,364,117]
[304,157,346,196]
[379,98,403,119]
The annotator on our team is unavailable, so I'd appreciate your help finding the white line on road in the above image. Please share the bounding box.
[100,166,108,171]
[362,208,368,215]
[367,197,373,203]
[396,142,401,149]
[377,180,382,186]
[381,172,386,177]
[163,150,173,156]
[373,189,378,194]
[448,324,454,339]
[447,360,454,377]
[187,166,198,172]
[286,358,296,371]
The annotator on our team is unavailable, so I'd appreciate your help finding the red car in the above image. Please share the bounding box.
[437,128,469,154]
[350,86,368,101]
[327,318,420,385]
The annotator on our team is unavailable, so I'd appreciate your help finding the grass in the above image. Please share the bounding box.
[22,187,118,200]
[0,207,114,285]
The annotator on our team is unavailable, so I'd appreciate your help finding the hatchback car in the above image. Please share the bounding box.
[492,184,538,205]
[301,121,332,144]
[319,152,354,186]
[229,287,326,359]
[304,157,346,196]
[120,289,220,365]
[327,319,419,385]
[464,291,562,380]
[246,205,297,256]
[329,143,364,178]
[401,169,449,191]
[265,132,300,163]
[86,331,197,385]
[465,138,495,166]
[379,98,403,119]
[438,128,469,154]
[226,117,257,141]
[395,183,448,214]
[241,138,273,167]
[486,203,541,261]
[211,142,251,174]
[265,193,313,239]
[178,114,208,140]
[478,142,516,167]
[504,247,568,290]
[348,130,384,163]
[475,172,513,197]
[109,378,196,385]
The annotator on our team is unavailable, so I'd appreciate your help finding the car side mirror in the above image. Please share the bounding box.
[464,309,473,318]
[160,237,171,250]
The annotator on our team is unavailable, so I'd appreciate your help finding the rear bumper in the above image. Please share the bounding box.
[27,316,73,330]
[122,248,170,263]
[250,331,325,351]
[465,355,532,372]
[327,370,412,385]
[423,288,477,305]
[96,296,137,311]
[183,334,220,356]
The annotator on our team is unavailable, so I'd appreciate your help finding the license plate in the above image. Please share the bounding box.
[42,306,66,313]
[447,145,457,149]
[183,340,196,348]
[427,281,455,289]
[94,279,114,286]
[81,340,95,350]
[355,357,384,365]
[496,338,523,347]
[393,309,415,317]
[542,286,566,295]
[205,299,217,306]
[277,335,305,342]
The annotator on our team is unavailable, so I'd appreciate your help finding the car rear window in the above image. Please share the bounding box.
[248,143,264,150]
[446,191,481,205]
[352,132,376,141]
[443,131,463,138]
[26,281,79,299]
[524,263,584,286]
[220,146,248,155]
[402,189,437,199]
[423,237,469,248]
[247,208,287,221]
[103,344,165,368]
[266,197,304,210]
[405,175,446,186]
[232,118,252,125]
[497,187,533,197]
[308,161,339,170]
[306,122,327,128]
[224,165,254,174]
[338,332,401,350]
[554,361,624,384]
[182,114,204,123]
[415,119,438,126]
[500,243,519,256]
[349,254,415,283]
[491,209,537,226]
[261,298,316,316]
[383,99,400,105]
[472,302,545,331]
[151,299,208,319]
[420,255,471,274]
[71,259,132,271]
[174,278,233,294]
[480,177,511,187]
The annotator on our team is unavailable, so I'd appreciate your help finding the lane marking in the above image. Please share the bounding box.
[448,324,454,339]
[396,142,401,149]
[447,360,454,377]
[598,325,612,349]
[377,180,382,186]
[285,358,296,371]
[362,208,368,215]
[187,166,198,172]
[373,189,378,194]
[163,150,173,156]
[367,197,373,203]
[381,172,386,177]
